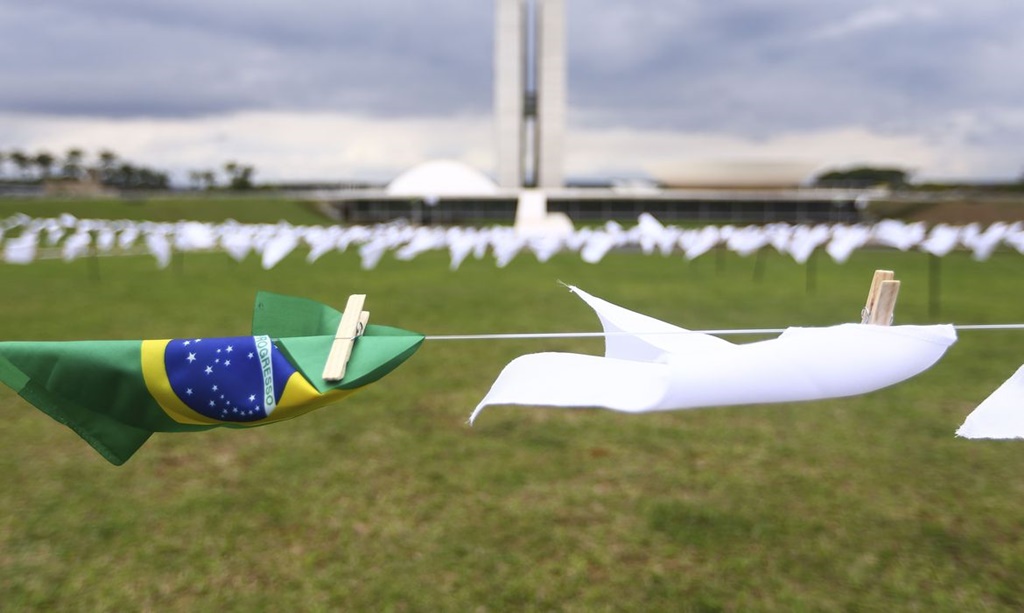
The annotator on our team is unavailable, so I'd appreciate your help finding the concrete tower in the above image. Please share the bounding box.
[494,0,566,189]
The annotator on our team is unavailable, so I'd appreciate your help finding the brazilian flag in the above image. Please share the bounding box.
[0,292,424,465]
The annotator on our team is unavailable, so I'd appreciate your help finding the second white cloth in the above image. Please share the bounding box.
[956,365,1024,439]
[470,287,957,422]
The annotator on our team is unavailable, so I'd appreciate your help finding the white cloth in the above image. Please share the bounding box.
[960,222,1007,261]
[3,231,38,264]
[446,228,480,270]
[470,287,957,423]
[919,224,961,257]
[302,226,338,263]
[261,229,300,269]
[826,225,871,263]
[174,221,217,252]
[144,232,172,268]
[726,225,770,257]
[787,225,830,263]
[872,219,926,251]
[1005,223,1024,254]
[219,225,254,262]
[956,365,1024,439]
[680,226,720,260]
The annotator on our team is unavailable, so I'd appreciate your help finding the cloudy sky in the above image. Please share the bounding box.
[1,0,1023,184]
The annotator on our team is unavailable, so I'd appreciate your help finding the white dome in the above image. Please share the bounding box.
[386,160,498,198]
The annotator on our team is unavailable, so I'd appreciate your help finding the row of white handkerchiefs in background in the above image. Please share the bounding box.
[1,213,1022,270]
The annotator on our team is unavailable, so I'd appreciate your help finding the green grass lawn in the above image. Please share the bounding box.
[0,218,1023,610]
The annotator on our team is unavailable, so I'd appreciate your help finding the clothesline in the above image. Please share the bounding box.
[424,323,1024,341]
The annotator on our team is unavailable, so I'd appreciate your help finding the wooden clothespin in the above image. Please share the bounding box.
[322,294,370,381]
[861,269,901,326]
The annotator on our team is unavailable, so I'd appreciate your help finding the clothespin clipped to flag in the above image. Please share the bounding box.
[861,270,901,326]
[322,294,370,381]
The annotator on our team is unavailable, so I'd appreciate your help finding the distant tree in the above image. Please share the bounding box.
[201,170,217,189]
[99,159,168,190]
[140,168,168,189]
[234,165,255,190]
[34,151,56,179]
[813,166,910,189]
[223,161,255,190]
[10,150,31,179]
[138,168,158,188]
[62,148,85,180]
[112,163,136,188]
[188,169,219,190]
[96,150,118,183]
[0,146,170,190]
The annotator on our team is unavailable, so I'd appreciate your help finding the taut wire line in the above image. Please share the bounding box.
[424,323,1024,341]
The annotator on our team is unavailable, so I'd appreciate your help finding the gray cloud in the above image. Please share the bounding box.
[2,0,1024,178]
[567,1,1024,137]
[0,1,493,117]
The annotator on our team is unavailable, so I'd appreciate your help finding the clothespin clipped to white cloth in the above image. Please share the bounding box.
[322,294,370,381]
[861,269,901,326]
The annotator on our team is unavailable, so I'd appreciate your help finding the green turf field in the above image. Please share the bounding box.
[1,206,1023,609]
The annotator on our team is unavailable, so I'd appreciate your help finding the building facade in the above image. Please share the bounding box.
[494,0,566,189]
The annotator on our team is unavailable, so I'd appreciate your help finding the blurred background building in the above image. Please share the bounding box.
[495,0,566,189]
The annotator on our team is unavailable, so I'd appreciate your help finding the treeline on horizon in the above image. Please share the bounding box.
[0,147,256,190]
[2,146,1023,192]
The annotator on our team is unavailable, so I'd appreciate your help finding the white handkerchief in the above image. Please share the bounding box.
[957,365,1024,439]
[471,287,956,423]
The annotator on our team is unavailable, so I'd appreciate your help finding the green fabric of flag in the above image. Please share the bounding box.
[0,292,423,465]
